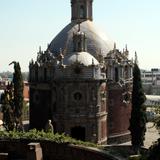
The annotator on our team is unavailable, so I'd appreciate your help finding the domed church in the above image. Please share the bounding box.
[29,0,133,144]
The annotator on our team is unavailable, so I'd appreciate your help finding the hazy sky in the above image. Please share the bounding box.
[0,0,160,72]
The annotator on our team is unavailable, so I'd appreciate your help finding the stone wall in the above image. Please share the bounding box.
[0,139,117,160]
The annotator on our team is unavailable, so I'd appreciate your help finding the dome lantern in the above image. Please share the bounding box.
[73,24,87,52]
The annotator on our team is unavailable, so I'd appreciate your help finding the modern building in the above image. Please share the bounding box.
[141,68,160,85]
[141,68,160,95]
[145,95,160,107]
[29,0,133,144]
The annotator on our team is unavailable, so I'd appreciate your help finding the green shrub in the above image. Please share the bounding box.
[0,129,97,148]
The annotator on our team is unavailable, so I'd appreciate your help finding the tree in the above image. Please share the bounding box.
[1,83,15,130]
[2,62,24,131]
[12,62,24,130]
[129,57,147,153]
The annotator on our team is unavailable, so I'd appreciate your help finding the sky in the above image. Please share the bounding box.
[0,0,160,72]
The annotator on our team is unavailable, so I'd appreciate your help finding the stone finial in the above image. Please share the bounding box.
[134,51,138,64]
[124,44,129,57]
[39,46,42,53]
[125,44,128,51]
[114,42,116,50]
[78,22,81,32]
[47,43,50,49]
[92,58,95,66]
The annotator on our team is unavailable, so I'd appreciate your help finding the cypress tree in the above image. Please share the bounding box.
[2,62,24,131]
[12,62,24,130]
[1,83,15,130]
[129,56,147,153]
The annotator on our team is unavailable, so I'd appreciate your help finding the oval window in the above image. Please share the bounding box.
[74,92,82,101]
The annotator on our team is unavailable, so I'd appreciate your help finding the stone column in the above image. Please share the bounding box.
[27,143,43,160]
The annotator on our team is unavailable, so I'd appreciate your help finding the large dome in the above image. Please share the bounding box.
[49,20,114,58]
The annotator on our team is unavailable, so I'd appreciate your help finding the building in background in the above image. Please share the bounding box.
[141,68,160,95]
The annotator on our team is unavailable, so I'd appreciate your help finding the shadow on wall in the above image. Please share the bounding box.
[0,139,118,160]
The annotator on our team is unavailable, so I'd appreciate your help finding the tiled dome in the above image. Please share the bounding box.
[48,20,114,58]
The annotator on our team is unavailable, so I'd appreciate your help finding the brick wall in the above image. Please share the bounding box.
[107,83,132,143]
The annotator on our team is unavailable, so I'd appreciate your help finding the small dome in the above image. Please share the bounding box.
[63,52,99,66]
[49,21,114,58]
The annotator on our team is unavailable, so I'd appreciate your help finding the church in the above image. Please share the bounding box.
[29,0,133,144]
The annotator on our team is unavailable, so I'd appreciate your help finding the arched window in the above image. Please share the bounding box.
[115,67,119,82]
[77,41,81,51]
[44,68,47,81]
[124,65,128,79]
[80,5,85,18]
[74,92,82,101]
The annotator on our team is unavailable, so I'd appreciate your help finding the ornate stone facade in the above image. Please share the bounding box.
[29,0,133,144]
